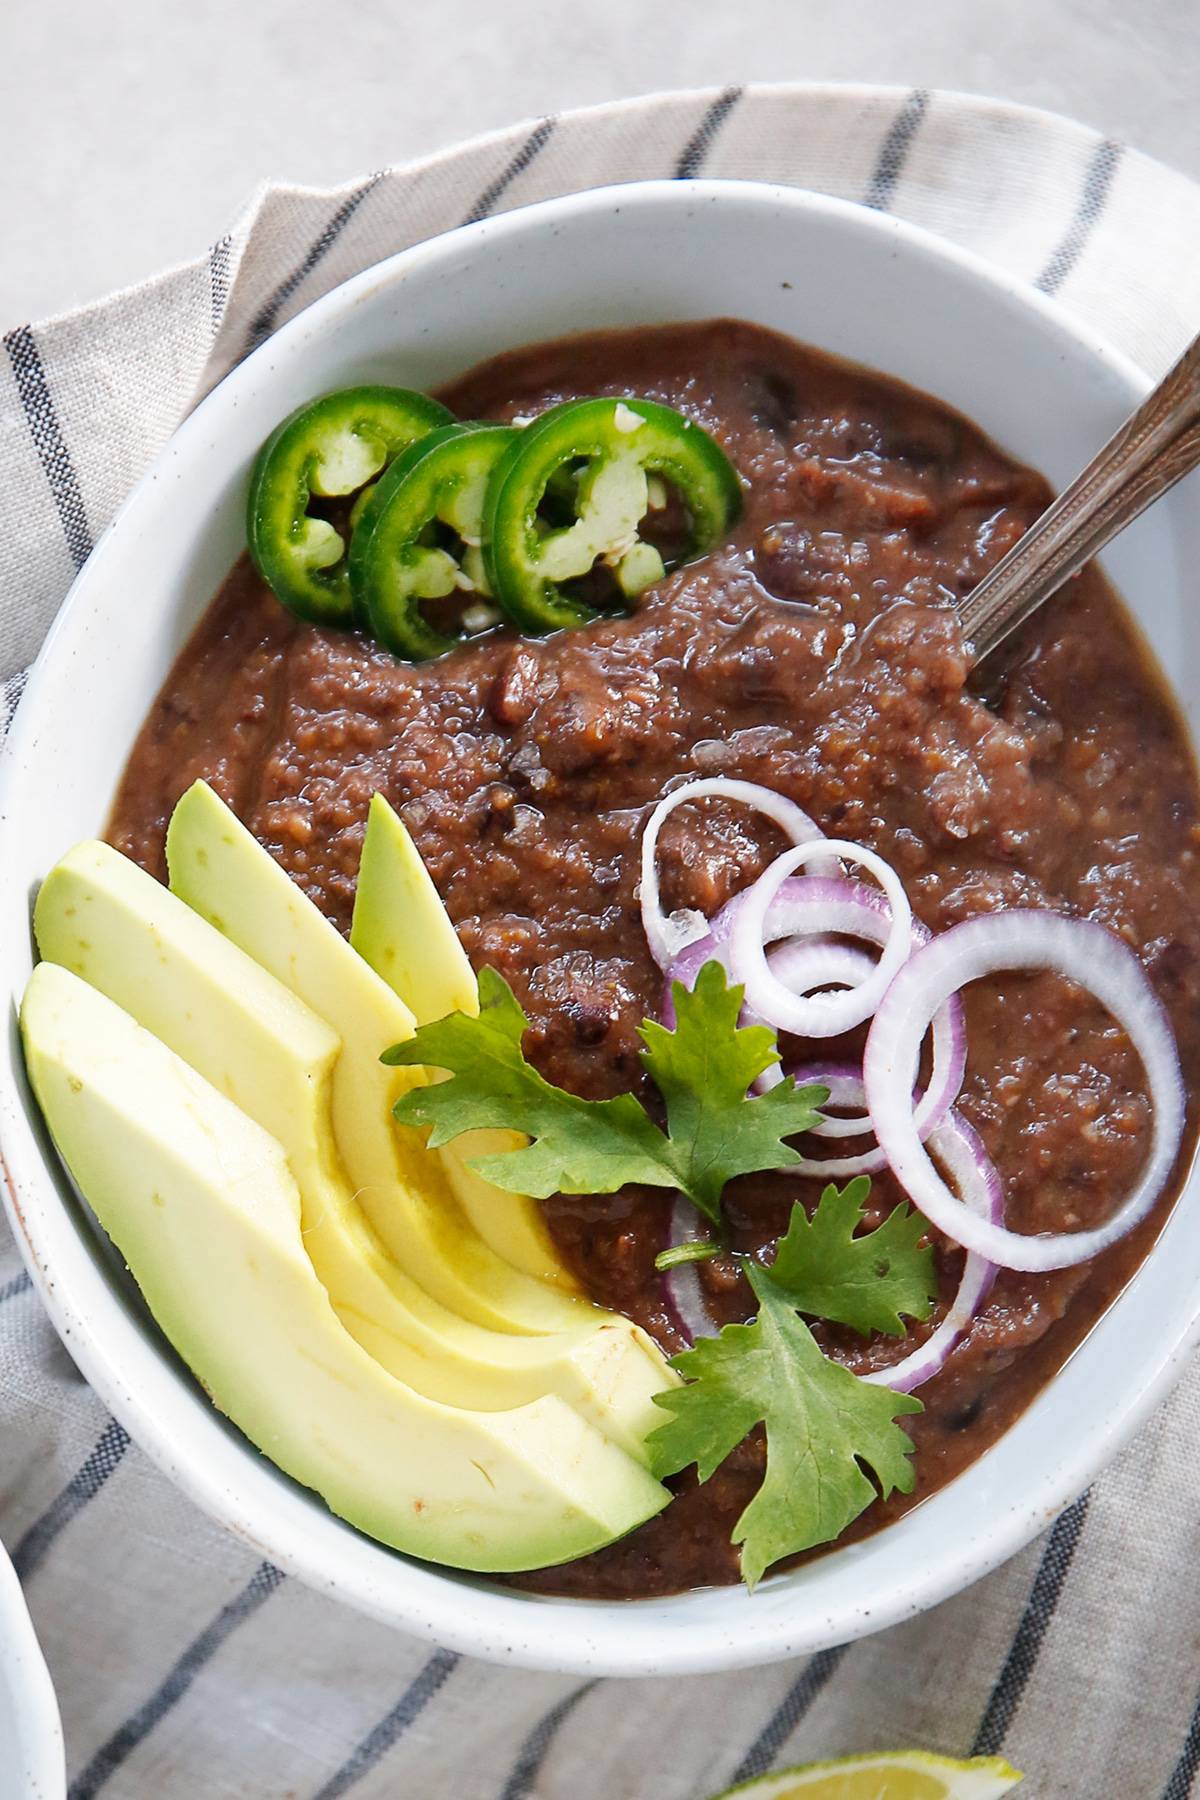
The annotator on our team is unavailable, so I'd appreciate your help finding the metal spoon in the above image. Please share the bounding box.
[958,330,1200,661]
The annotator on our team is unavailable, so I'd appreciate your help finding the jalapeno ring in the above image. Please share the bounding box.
[246,386,452,627]
[481,397,742,634]
[349,422,516,661]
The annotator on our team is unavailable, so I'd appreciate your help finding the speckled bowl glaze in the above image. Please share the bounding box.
[1,181,1198,1677]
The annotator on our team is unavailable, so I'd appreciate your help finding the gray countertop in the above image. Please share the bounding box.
[1,0,1197,331]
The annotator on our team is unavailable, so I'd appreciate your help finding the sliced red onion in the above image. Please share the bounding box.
[660,1194,719,1345]
[750,950,878,1101]
[775,1065,919,1180]
[662,876,967,1141]
[863,911,1186,1273]
[756,874,897,950]
[698,870,965,1132]
[659,931,726,1026]
[862,1108,1001,1393]
[790,1130,887,1180]
[756,888,966,1136]
[768,938,878,1002]
[729,841,914,1038]
[639,777,824,971]
[787,1060,881,1139]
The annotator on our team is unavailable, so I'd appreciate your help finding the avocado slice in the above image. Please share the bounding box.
[350,791,479,1026]
[165,781,581,1337]
[33,840,673,1459]
[351,792,571,1291]
[20,964,669,1569]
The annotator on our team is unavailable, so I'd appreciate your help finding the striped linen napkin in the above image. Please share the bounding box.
[3,83,1200,1800]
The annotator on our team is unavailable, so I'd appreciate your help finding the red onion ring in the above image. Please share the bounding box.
[750,947,878,1103]
[863,911,1186,1272]
[768,938,878,1003]
[754,888,966,1137]
[659,1195,719,1344]
[729,839,914,1038]
[639,777,824,971]
[663,876,902,1012]
[776,1065,943,1182]
[862,1107,1001,1393]
[659,932,725,1027]
[662,879,967,1144]
[786,1060,884,1140]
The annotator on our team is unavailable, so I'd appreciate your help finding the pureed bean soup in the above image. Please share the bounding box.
[109,321,1200,1598]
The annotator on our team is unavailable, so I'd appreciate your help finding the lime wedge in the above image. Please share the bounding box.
[711,1751,1023,1800]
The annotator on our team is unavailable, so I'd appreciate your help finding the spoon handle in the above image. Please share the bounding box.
[959,331,1200,660]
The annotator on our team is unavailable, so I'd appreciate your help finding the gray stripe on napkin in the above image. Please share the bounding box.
[3,324,94,570]
[12,1419,131,1583]
[208,236,233,338]
[971,1491,1092,1755]
[67,1561,285,1799]
[245,174,386,350]
[1162,1690,1200,1800]
[1036,139,1124,294]
[1,666,28,733]
[500,1680,600,1800]
[728,1644,851,1785]
[674,87,744,179]
[312,1649,460,1799]
[863,88,930,211]
[0,1268,32,1305]
[463,118,557,225]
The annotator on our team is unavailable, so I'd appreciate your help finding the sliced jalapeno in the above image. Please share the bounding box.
[247,386,452,627]
[348,422,516,660]
[481,397,742,634]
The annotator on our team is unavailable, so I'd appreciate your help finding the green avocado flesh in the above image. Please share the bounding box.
[21,963,670,1570]
[32,837,673,1461]
[351,791,574,1290]
[164,780,585,1338]
[351,790,479,1028]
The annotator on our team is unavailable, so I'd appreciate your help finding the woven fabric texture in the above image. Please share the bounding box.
[3,84,1200,1799]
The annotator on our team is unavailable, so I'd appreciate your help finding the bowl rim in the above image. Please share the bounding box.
[0,1539,65,1799]
[3,175,1195,1679]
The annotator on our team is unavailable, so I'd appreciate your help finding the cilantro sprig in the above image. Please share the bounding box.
[647,1184,936,1586]
[769,1175,937,1337]
[385,960,826,1226]
[383,957,940,1590]
[648,1266,923,1589]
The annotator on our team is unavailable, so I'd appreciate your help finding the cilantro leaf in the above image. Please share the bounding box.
[638,962,828,1222]
[768,1178,938,1336]
[385,960,827,1224]
[648,1266,922,1588]
[385,966,671,1199]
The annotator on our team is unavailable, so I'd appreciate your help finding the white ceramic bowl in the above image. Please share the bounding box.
[2,180,1198,1678]
[0,1541,65,1800]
